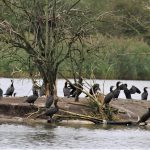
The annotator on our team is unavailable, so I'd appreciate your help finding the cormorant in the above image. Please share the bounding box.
[137,108,150,124]
[130,85,141,94]
[122,84,132,99]
[74,77,83,101]
[69,82,76,97]
[45,99,59,122]
[103,86,114,106]
[25,90,38,105]
[63,81,70,98]
[0,87,3,99]
[69,78,83,99]
[113,81,122,99]
[121,84,141,99]
[86,83,100,97]
[141,87,148,100]
[4,80,14,97]
[45,95,54,108]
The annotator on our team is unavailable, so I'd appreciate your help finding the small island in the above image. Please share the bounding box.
[0,96,150,126]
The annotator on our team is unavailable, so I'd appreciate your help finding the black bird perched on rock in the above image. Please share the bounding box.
[141,87,148,100]
[69,82,76,97]
[4,80,14,97]
[74,77,83,101]
[87,83,100,97]
[103,86,114,106]
[63,81,70,98]
[0,87,3,99]
[45,95,54,108]
[137,108,150,124]
[121,84,132,99]
[113,81,122,99]
[25,90,38,105]
[121,84,141,99]
[130,85,141,94]
[0,88,3,99]
[45,98,59,123]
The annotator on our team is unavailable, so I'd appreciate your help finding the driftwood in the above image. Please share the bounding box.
[26,107,46,119]
[57,109,103,124]
[26,107,103,124]
[54,110,133,125]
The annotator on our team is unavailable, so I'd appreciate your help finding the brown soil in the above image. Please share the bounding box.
[0,97,150,123]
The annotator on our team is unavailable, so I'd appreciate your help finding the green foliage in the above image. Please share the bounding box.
[0,0,150,80]
[58,35,150,80]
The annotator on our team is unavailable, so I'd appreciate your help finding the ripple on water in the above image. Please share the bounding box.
[0,123,150,149]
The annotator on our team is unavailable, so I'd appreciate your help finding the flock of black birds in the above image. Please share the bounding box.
[63,80,149,103]
[63,81,100,98]
[0,80,59,122]
[103,81,149,106]
[1,80,148,102]
[63,80,150,124]
[0,79,150,124]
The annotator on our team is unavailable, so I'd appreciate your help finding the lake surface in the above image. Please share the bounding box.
[0,78,150,149]
[0,78,150,100]
[0,123,150,150]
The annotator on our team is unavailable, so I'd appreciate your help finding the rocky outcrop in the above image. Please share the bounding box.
[0,97,150,125]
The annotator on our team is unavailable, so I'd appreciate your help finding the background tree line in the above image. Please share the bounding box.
[0,0,150,80]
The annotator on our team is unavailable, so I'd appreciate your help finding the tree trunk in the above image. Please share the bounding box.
[43,70,57,96]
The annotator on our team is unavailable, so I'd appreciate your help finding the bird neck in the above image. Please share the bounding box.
[116,82,120,89]
[110,87,114,92]
[144,88,147,92]
[65,83,68,88]
[110,89,113,92]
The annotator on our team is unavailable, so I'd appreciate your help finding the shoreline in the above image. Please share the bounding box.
[0,97,150,126]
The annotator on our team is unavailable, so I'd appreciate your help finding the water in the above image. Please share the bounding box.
[0,123,150,150]
[0,78,150,149]
[0,78,150,100]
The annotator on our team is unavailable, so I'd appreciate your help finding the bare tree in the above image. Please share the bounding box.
[0,0,97,96]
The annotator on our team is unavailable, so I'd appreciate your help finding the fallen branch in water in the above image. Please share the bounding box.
[26,107,46,119]
[25,106,103,124]
[56,109,103,124]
